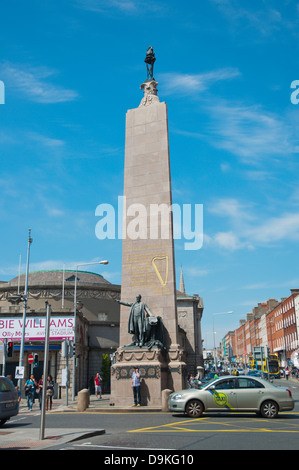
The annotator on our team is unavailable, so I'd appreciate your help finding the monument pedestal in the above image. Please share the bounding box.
[110,345,186,407]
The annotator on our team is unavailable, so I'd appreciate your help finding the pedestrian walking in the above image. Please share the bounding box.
[285,367,290,380]
[15,385,21,409]
[38,375,44,409]
[188,374,195,388]
[46,375,54,410]
[131,366,141,406]
[94,372,102,399]
[24,374,37,411]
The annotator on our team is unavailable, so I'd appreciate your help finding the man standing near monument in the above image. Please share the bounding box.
[94,372,102,399]
[131,366,141,406]
[116,294,152,347]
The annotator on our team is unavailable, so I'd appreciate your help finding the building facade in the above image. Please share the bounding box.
[221,290,299,368]
[0,270,120,396]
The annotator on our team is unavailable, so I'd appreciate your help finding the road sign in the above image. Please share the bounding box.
[15,366,24,379]
[28,353,34,364]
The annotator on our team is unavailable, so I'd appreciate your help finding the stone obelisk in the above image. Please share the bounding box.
[110,47,185,407]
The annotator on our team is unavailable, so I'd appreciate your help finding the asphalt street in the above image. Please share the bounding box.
[1,378,299,452]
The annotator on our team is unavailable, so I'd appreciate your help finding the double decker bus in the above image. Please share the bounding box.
[249,350,280,379]
[249,355,256,370]
[265,354,280,378]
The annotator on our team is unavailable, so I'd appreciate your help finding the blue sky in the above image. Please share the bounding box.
[1,0,299,349]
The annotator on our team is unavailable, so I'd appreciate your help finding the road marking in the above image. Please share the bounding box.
[129,414,299,434]
[128,417,208,433]
[131,427,299,433]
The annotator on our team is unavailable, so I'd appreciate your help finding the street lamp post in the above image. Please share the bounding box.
[72,260,108,401]
[212,311,233,372]
[18,229,33,388]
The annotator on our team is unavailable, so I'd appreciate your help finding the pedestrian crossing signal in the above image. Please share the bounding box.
[34,353,39,367]
[7,341,13,358]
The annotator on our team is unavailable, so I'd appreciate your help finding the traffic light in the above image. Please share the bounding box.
[34,353,39,367]
[69,341,75,357]
[61,341,68,358]
[7,341,13,358]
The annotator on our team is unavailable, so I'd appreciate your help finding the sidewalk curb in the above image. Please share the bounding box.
[68,429,106,442]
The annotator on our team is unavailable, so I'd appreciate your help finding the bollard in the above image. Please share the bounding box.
[77,388,90,412]
[196,366,204,379]
[162,389,173,412]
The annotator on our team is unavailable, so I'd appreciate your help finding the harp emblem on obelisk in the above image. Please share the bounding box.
[152,256,169,287]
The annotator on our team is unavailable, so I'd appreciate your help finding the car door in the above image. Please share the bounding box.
[235,377,265,410]
[205,378,238,412]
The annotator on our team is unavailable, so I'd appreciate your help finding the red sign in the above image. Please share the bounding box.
[28,354,34,364]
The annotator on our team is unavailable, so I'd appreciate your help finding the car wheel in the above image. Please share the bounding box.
[0,419,7,427]
[260,400,279,419]
[186,400,203,418]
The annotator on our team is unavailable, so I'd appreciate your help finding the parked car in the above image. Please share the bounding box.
[0,376,19,426]
[169,375,294,419]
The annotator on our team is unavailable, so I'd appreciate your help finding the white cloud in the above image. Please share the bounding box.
[205,101,298,163]
[208,197,299,251]
[247,212,299,244]
[77,0,137,12]
[76,0,164,14]
[208,198,255,222]
[160,68,240,95]
[209,0,287,36]
[0,62,78,103]
[27,132,65,148]
[168,75,298,165]
[213,231,242,251]
[185,267,210,277]
[46,208,65,217]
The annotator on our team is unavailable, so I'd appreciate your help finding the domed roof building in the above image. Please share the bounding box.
[0,270,121,396]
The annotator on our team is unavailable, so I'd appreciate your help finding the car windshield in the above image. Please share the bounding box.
[199,378,219,389]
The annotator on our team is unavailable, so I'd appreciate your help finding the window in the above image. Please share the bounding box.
[237,378,264,389]
[0,379,14,392]
[213,379,236,390]
[98,313,108,321]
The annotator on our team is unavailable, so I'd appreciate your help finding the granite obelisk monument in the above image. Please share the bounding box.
[110,47,186,407]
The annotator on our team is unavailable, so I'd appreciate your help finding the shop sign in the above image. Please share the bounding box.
[0,316,74,341]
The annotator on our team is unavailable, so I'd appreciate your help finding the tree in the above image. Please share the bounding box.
[100,353,111,392]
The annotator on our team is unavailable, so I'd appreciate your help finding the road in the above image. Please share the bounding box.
[2,378,299,453]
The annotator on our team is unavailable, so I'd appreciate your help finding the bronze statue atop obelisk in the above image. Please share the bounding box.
[144,45,156,81]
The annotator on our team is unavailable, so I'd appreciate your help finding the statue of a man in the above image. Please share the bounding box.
[116,294,153,347]
[144,46,156,81]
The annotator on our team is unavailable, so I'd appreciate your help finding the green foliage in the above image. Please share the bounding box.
[100,353,110,385]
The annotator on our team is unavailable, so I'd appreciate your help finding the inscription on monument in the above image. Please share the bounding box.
[124,249,171,293]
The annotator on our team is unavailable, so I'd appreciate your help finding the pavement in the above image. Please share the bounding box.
[0,393,162,450]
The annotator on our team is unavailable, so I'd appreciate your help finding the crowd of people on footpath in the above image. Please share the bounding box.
[5,373,54,412]
[24,374,54,411]
[187,373,201,388]
[290,368,299,379]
